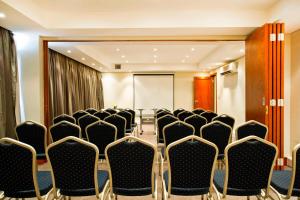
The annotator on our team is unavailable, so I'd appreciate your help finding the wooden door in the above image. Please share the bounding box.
[194,77,214,111]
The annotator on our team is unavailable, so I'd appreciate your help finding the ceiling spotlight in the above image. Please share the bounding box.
[153,48,158,52]
[67,50,72,53]
[121,55,126,58]
[191,48,195,52]
[92,63,95,66]
[81,57,86,61]
[0,12,6,18]
[125,60,129,63]
[225,57,232,61]
[153,55,158,58]
[240,48,245,53]
[99,67,103,70]
[116,48,120,52]
[154,60,157,63]
[215,62,224,65]
[181,59,186,63]
[185,55,190,58]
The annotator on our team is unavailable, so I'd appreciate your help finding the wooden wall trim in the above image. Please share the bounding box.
[43,41,50,137]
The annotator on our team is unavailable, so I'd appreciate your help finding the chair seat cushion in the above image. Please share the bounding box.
[132,123,137,127]
[126,128,134,133]
[213,170,261,196]
[217,154,224,160]
[60,170,108,196]
[163,171,209,196]
[271,170,300,196]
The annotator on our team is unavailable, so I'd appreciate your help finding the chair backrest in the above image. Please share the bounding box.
[72,110,89,124]
[47,137,100,198]
[157,115,178,143]
[157,109,170,114]
[212,114,235,128]
[125,109,136,124]
[0,138,42,198]
[53,114,76,124]
[78,114,99,139]
[157,111,172,119]
[166,136,218,195]
[93,111,111,120]
[86,121,117,158]
[117,111,132,130]
[288,144,300,197]
[178,111,194,121]
[16,120,47,156]
[184,114,207,136]
[50,121,81,142]
[201,121,232,157]
[105,108,118,115]
[223,136,277,197]
[236,120,268,140]
[105,136,156,196]
[104,114,126,139]
[192,108,206,115]
[163,121,195,147]
[200,111,218,123]
[173,108,185,117]
[85,108,98,115]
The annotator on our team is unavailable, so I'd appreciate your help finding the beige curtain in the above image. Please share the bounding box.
[0,27,18,138]
[49,49,104,122]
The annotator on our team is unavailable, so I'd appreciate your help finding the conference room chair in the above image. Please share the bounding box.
[53,114,76,124]
[156,110,172,119]
[125,108,137,128]
[201,121,232,164]
[192,108,206,115]
[212,114,235,128]
[200,111,218,123]
[73,110,89,124]
[86,108,98,115]
[0,138,53,200]
[46,136,109,200]
[86,120,117,160]
[162,135,218,200]
[16,120,47,159]
[213,136,278,200]
[104,114,127,139]
[117,110,134,134]
[236,120,268,140]
[105,108,118,115]
[184,114,207,136]
[105,136,157,199]
[156,114,178,144]
[173,108,185,117]
[177,110,194,121]
[270,144,300,200]
[49,120,81,142]
[78,114,100,139]
[94,110,111,120]
[157,108,170,114]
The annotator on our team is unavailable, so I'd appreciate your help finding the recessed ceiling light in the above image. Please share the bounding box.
[154,60,157,63]
[153,55,158,58]
[191,48,195,52]
[240,48,245,53]
[0,12,6,18]
[92,63,95,66]
[67,50,71,53]
[181,59,186,63]
[129,70,132,72]
[81,57,85,61]
[121,55,126,58]
[153,48,158,52]
[185,55,190,58]
[116,48,120,52]
[125,60,129,63]
[215,62,224,65]
[99,67,103,70]
[225,57,232,60]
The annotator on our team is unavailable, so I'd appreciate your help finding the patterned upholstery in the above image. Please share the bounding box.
[201,121,231,160]
[117,111,133,133]
[47,138,108,196]
[104,114,126,139]
[157,115,177,143]
[53,114,76,124]
[50,121,81,142]
[164,138,217,195]
[157,111,172,119]
[73,110,89,124]
[125,109,137,127]
[93,111,111,120]
[86,121,117,159]
[178,111,194,121]
[192,108,206,115]
[85,108,98,115]
[105,108,118,115]
[0,139,52,198]
[16,121,46,159]
[163,121,194,147]
[106,139,155,196]
[200,111,218,123]
[78,114,99,139]
[184,115,207,136]
[213,138,277,196]
[236,120,268,140]
[157,109,170,114]
[294,147,300,193]
[213,114,235,128]
[173,109,185,117]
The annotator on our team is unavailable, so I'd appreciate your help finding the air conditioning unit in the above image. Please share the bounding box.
[220,62,238,75]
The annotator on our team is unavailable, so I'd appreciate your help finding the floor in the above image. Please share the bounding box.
[38,124,296,200]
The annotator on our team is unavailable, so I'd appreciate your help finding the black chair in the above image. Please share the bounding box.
[0,138,53,200]
[200,111,218,123]
[73,110,89,124]
[213,136,278,200]
[125,108,137,128]
[184,114,207,136]
[105,136,157,199]
[156,111,172,119]
[47,136,109,200]
[162,135,218,199]
[192,108,206,115]
[104,114,126,139]
[86,120,117,159]
[85,108,98,115]
[157,109,170,114]
[212,114,235,128]
[105,108,118,115]
[173,108,185,117]
[270,144,300,200]
[94,111,111,120]
[156,115,178,144]
[53,114,76,124]
[16,120,47,159]
[50,121,81,142]
[236,120,268,140]
[201,121,232,161]
[117,111,133,134]
[177,111,194,121]
[78,114,99,139]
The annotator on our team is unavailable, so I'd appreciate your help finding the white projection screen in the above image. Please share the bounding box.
[134,74,174,115]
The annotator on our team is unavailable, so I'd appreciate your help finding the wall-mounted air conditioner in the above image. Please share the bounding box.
[220,62,238,76]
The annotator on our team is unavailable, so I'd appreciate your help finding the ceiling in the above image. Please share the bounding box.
[48,41,245,72]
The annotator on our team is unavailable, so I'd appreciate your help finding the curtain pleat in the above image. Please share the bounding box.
[49,49,104,123]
